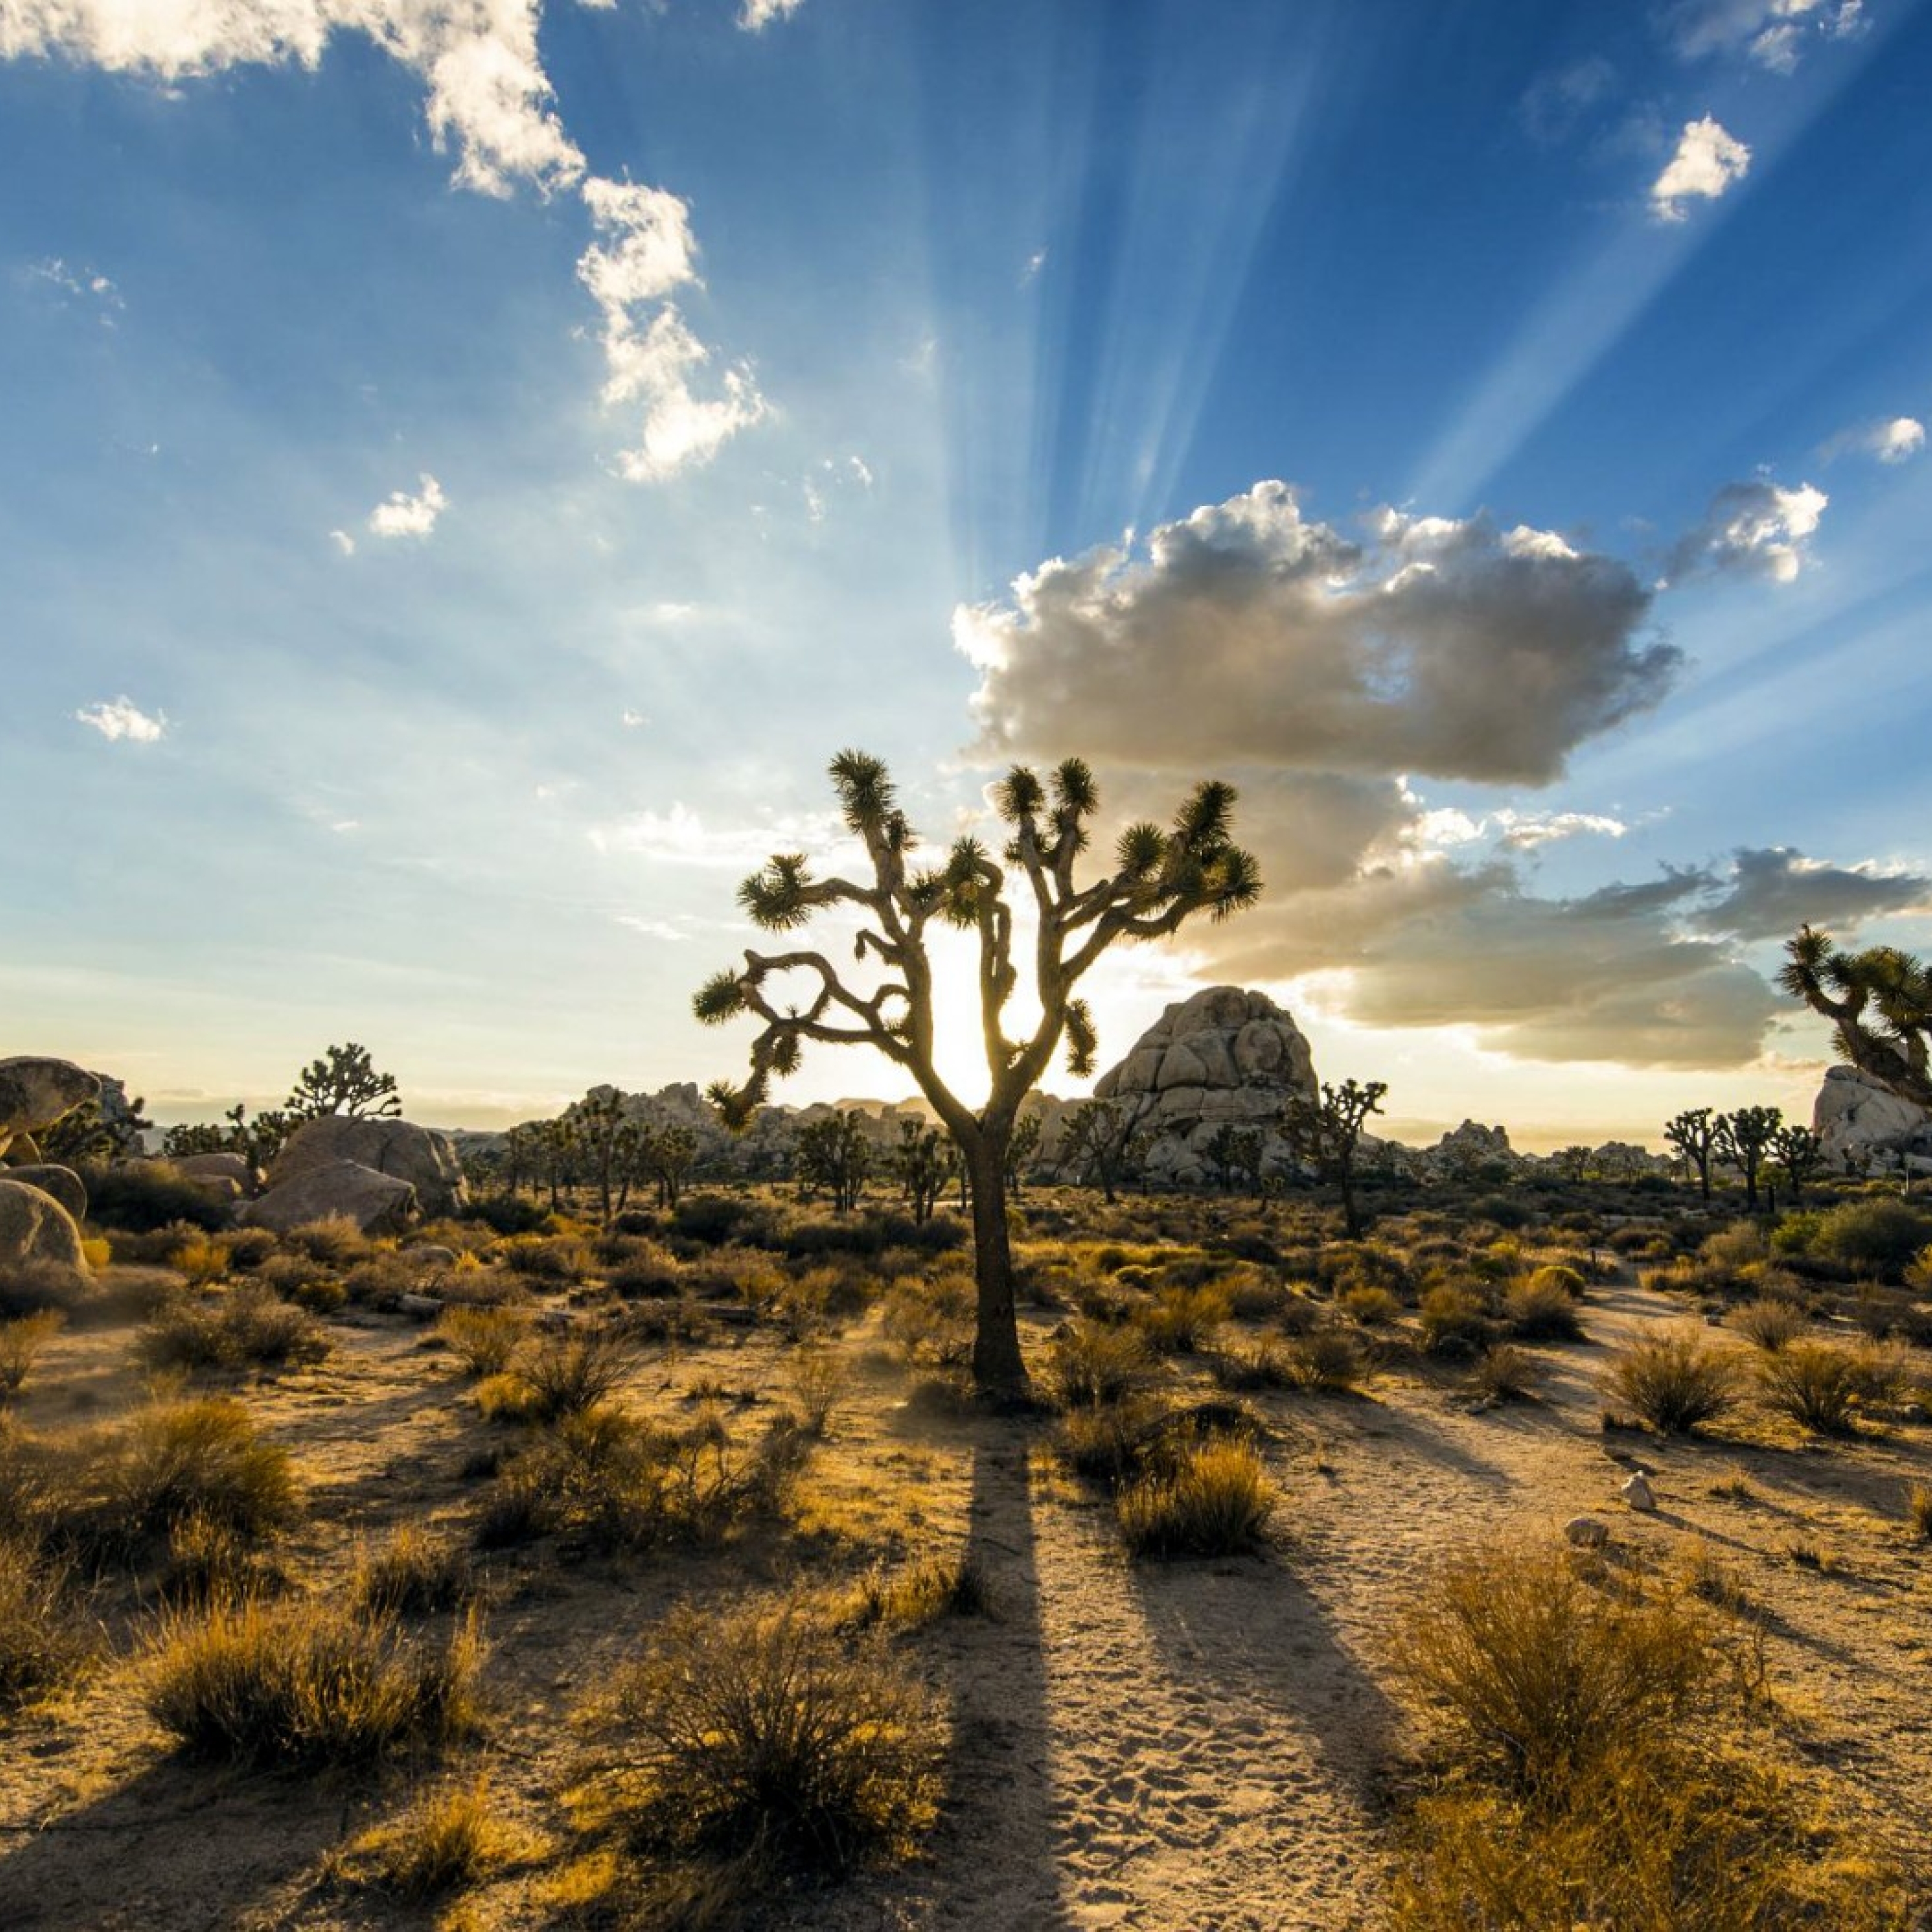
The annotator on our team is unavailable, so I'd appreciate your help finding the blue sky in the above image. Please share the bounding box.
[5,0,1931,1146]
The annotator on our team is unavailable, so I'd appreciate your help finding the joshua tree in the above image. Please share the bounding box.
[891,1119,955,1224]
[1003,1106,1044,1200]
[1782,926,1932,1110]
[1663,1108,1719,1204]
[1208,1123,1267,1197]
[567,1088,635,1224]
[534,1115,580,1210]
[695,751,1259,1395]
[285,1043,402,1122]
[1769,1122,1824,1207]
[1282,1077,1387,1239]
[1053,1098,1149,1203]
[795,1112,872,1214]
[1550,1145,1592,1185]
[1714,1105,1780,1212]
[636,1124,700,1209]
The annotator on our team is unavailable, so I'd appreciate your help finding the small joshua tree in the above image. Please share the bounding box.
[1769,1123,1823,1208]
[1003,1106,1044,1200]
[285,1043,402,1122]
[1282,1077,1387,1239]
[1714,1106,1780,1213]
[1663,1108,1719,1205]
[695,751,1259,1396]
[635,1124,699,1210]
[1054,1098,1147,1204]
[891,1119,956,1224]
[795,1112,873,1214]
[1782,926,1932,1110]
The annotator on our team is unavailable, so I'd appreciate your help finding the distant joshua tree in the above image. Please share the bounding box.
[1054,1097,1149,1204]
[1663,1108,1719,1205]
[890,1119,956,1224]
[795,1112,872,1214]
[1714,1106,1781,1213]
[1782,925,1932,1110]
[1282,1078,1386,1239]
[695,751,1259,1396]
[285,1043,402,1122]
[1769,1122,1824,1207]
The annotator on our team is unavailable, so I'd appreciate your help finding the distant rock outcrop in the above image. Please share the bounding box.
[1412,1120,1532,1182]
[0,1058,100,1162]
[1813,1065,1932,1174]
[1091,986,1317,1186]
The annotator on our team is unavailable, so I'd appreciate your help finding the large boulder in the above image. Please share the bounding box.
[1813,1064,1932,1174]
[173,1152,257,1193]
[0,1058,100,1161]
[0,1175,88,1274]
[1092,987,1318,1186]
[268,1117,466,1218]
[1,1164,87,1223]
[241,1160,420,1236]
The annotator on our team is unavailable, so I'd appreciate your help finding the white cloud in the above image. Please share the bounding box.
[1823,415,1925,465]
[590,802,848,868]
[329,527,356,556]
[620,709,650,727]
[738,0,805,28]
[961,481,1677,787]
[617,916,690,942]
[76,696,167,743]
[1665,478,1827,584]
[0,2,584,198]
[1650,115,1751,221]
[576,181,768,482]
[367,472,446,538]
[1666,0,1863,69]
[1021,247,1048,285]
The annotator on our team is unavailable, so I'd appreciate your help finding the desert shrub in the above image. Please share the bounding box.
[221,1227,279,1270]
[465,1193,548,1237]
[436,1304,532,1378]
[1848,1340,1914,1407]
[1220,1268,1288,1321]
[137,1283,327,1373]
[160,1510,283,1606]
[0,1537,88,1707]
[0,1310,63,1400]
[339,1253,418,1309]
[1606,1224,1663,1256]
[1337,1284,1400,1326]
[1046,1318,1156,1408]
[1848,1284,1908,1341]
[166,1233,231,1288]
[355,1525,476,1616]
[145,1594,482,1767]
[495,1234,594,1285]
[1282,1326,1363,1393]
[1728,1297,1806,1351]
[0,1259,91,1321]
[1116,1435,1275,1558]
[880,1270,974,1367]
[1468,1193,1531,1230]
[1757,1344,1867,1434]
[1809,1199,1932,1280]
[283,1214,374,1266]
[849,1552,999,1630]
[504,1326,637,1423]
[784,1348,849,1436]
[480,1406,805,1552]
[1769,1209,1826,1257]
[604,1242,687,1300]
[84,1164,228,1234]
[1467,1344,1541,1405]
[1906,1482,1932,1542]
[672,1194,768,1247]
[1417,1285,1494,1359]
[1210,1337,1297,1390]
[593,1599,941,1876]
[1503,1276,1583,1341]
[1603,1330,1740,1435]
[1398,1540,1719,1793]
[1130,1283,1231,1355]
[250,1250,345,1312]
[337,1774,543,1902]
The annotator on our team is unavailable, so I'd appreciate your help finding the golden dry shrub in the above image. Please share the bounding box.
[1045,1316,1156,1408]
[0,1535,89,1708]
[1603,1328,1742,1435]
[435,1303,532,1378]
[595,1599,942,1875]
[144,1593,483,1767]
[0,1309,63,1400]
[1116,1435,1275,1559]
[337,1773,546,1902]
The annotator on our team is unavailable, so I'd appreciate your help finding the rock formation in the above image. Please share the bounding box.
[1091,986,1317,1186]
[241,1160,420,1236]
[266,1116,467,1218]
[1813,1064,1932,1174]
[0,1058,100,1162]
[0,1175,88,1274]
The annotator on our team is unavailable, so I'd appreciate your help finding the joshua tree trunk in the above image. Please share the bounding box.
[965,1137,1025,1395]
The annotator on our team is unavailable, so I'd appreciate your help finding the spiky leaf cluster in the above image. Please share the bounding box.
[1781,926,1932,1110]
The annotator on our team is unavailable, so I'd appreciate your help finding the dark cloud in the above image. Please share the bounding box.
[959,483,1678,787]
[1690,847,1932,942]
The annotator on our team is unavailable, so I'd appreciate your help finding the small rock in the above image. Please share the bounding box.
[397,1292,443,1319]
[1565,1516,1610,1548]
[1621,1472,1657,1512]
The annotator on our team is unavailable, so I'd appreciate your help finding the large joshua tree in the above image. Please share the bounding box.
[694,750,1261,1396]
[1781,925,1932,1110]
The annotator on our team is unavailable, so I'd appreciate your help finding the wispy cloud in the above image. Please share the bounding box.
[76,696,167,743]
[739,0,807,29]
[25,256,123,320]
[590,803,848,868]
[1821,414,1925,465]
[1650,115,1751,221]
[1664,477,1827,584]
[368,473,447,539]
[1664,0,1865,72]
[329,528,356,556]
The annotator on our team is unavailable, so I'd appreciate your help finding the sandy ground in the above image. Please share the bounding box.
[1,1255,1928,1930]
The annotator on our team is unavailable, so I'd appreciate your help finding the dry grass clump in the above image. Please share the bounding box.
[285,1214,374,1266]
[849,1551,1000,1629]
[1046,1317,1157,1407]
[355,1524,477,1616]
[137,1282,327,1373]
[783,1346,849,1436]
[880,1269,975,1367]
[1905,1482,1932,1543]
[1603,1329,1741,1435]
[1129,1282,1232,1355]
[1336,1283,1401,1326]
[1281,1324,1365,1393]
[0,1536,90,1708]
[478,1405,807,1552]
[336,1773,546,1903]
[1388,1538,1910,1930]
[145,1593,483,1767]
[1465,1343,1541,1406]
[584,1599,942,1879]
[1755,1340,1894,1435]
[1728,1297,1807,1351]
[478,1325,638,1424]
[436,1303,532,1378]
[1417,1284,1494,1359]
[0,1309,63,1400]
[1117,1433,1275,1558]
[1503,1274,1583,1342]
